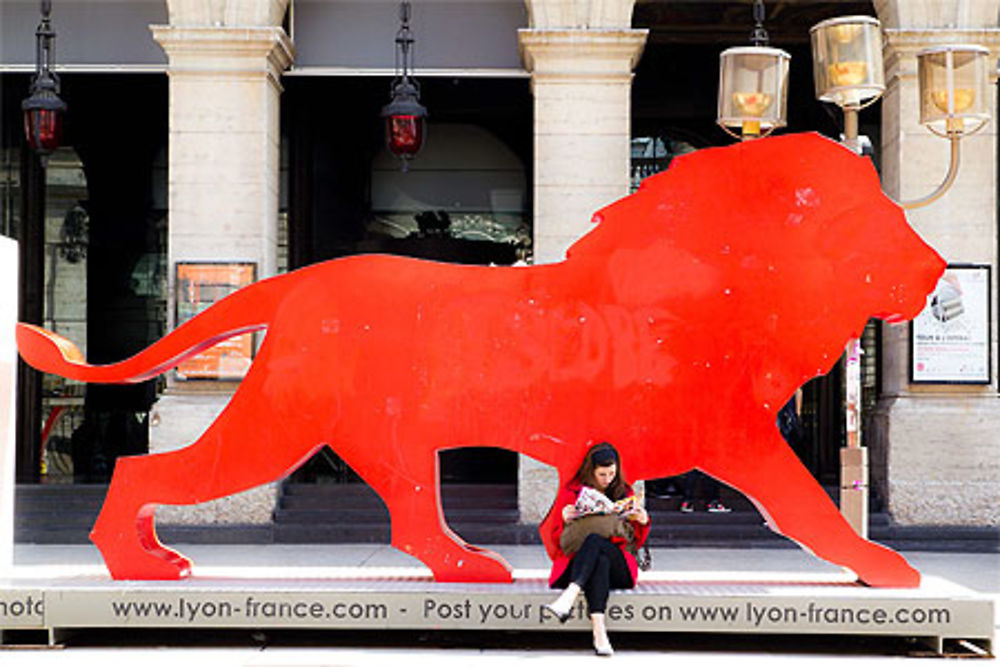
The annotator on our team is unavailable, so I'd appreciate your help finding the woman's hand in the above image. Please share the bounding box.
[562,504,580,522]
[624,507,649,525]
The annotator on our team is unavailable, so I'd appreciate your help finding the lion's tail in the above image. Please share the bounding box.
[17,273,287,384]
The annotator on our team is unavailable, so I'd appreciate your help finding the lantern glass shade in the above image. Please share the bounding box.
[717,46,790,138]
[23,107,63,154]
[918,45,990,137]
[810,16,884,109]
[386,114,424,157]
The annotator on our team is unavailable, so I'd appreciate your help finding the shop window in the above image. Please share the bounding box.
[362,123,530,265]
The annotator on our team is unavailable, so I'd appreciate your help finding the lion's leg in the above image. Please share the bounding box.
[371,452,513,583]
[91,370,322,580]
[704,430,919,588]
[90,453,195,580]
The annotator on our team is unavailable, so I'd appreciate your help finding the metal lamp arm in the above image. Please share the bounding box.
[895,134,960,210]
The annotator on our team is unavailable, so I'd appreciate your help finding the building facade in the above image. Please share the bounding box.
[1,0,997,538]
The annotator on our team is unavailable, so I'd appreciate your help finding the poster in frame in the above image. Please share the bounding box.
[910,264,992,384]
[175,262,257,380]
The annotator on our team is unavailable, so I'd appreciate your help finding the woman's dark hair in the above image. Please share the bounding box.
[572,442,629,500]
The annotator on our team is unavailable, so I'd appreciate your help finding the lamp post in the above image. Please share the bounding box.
[17,0,66,484]
[808,17,990,538]
[808,15,886,539]
[810,16,885,155]
[381,1,427,170]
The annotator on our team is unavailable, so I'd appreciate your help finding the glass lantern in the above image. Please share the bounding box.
[810,16,884,109]
[717,46,790,139]
[386,114,424,157]
[381,79,427,162]
[918,45,990,137]
[22,103,63,154]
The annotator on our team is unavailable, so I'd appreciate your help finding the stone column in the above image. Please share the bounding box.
[151,21,293,297]
[872,0,1000,527]
[146,0,293,527]
[516,0,647,521]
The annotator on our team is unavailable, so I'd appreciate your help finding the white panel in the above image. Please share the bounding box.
[292,1,527,70]
[1,0,168,68]
[0,237,18,575]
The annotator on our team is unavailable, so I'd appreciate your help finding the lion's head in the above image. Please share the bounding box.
[569,133,945,404]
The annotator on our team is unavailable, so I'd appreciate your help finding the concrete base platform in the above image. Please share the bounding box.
[0,574,992,655]
[0,545,994,656]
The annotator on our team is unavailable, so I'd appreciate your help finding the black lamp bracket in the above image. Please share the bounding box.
[34,0,60,94]
[391,1,419,97]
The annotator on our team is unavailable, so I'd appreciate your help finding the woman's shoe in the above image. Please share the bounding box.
[594,643,615,657]
[591,612,614,656]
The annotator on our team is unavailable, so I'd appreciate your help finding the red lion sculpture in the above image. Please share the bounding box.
[18,133,943,587]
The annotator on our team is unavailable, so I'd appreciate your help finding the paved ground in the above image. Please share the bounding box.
[1,544,995,664]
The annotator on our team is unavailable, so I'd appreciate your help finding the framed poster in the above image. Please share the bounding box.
[910,264,991,384]
[175,262,257,380]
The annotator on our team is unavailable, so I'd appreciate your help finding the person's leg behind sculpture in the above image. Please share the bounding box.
[680,470,730,513]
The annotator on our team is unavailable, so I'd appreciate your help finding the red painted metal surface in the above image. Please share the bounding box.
[18,134,943,587]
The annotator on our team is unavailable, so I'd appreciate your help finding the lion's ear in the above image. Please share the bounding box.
[565,210,622,261]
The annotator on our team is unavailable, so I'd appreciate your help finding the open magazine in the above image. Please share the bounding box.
[574,485,644,517]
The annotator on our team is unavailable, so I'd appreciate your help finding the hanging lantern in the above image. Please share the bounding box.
[381,2,427,167]
[718,47,790,139]
[21,0,66,164]
[717,0,790,140]
[383,80,426,158]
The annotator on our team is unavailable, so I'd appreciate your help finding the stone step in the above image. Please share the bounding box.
[278,493,518,512]
[13,484,997,553]
[281,483,517,500]
[272,522,540,545]
[15,510,101,527]
[273,508,522,523]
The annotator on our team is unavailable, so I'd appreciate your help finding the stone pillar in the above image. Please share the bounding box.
[516,0,647,522]
[872,0,1000,526]
[519,27,647,262]
[151,21,293,299]
[146,0,293,527]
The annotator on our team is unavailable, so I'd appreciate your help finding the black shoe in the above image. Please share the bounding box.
[707,499,732,513]
[543,603,570,623]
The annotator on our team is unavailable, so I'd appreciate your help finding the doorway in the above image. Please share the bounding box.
[282,75,532,484]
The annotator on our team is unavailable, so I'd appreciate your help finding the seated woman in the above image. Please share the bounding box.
[544,442,650,656]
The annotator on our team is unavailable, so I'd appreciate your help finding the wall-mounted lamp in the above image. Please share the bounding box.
[902,45,992,209]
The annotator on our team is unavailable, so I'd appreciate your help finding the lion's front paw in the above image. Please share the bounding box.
[853,545,921,588]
